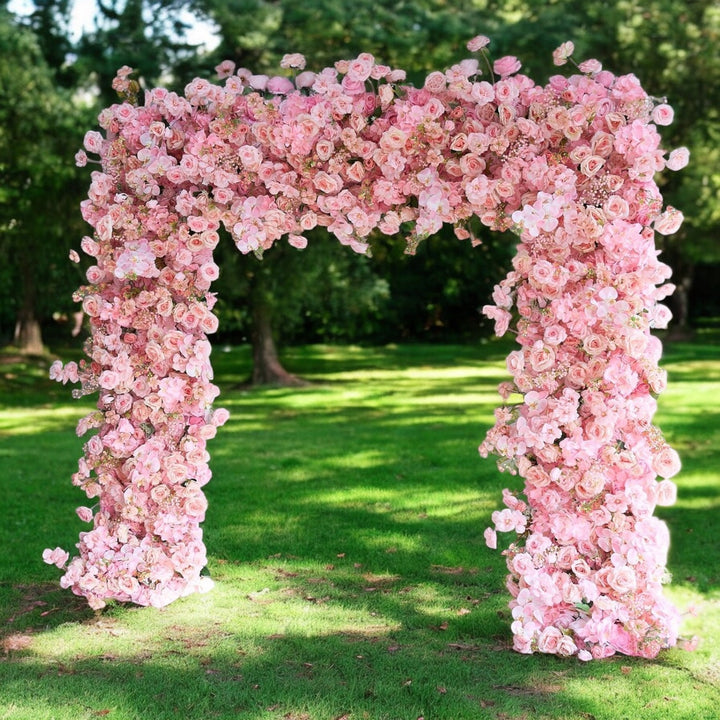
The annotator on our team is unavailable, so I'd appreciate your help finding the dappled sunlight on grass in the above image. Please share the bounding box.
[2,342,720,720]
[0,405,91,435]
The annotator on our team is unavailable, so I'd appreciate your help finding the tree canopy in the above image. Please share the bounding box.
[2,0,718,355]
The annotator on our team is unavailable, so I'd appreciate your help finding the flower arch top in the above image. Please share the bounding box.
[48,37,687,660]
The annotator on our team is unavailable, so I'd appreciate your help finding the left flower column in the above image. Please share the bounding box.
[46,86,227,609]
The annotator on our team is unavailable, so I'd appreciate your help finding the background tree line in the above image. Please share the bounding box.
[1,0,717,380]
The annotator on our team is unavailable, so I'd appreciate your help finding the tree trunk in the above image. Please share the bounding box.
[667,263,695,341]
[250,277,305,386]
[13,266,44,355]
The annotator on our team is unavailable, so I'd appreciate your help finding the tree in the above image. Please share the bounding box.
[0,8,88,352]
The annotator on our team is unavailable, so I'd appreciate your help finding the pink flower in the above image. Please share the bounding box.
[666,147,689,171]
[655,479,677,506]
[552,41,574,66]
[280,53,306,70]
[652,446,681,479]
[267,76,295,95]
[493,56,521,77]
[83,131,103,154]
[652,103,674,126]
[43,547,69,568]
[76,506,94,522]
[467,35,490,52]
[607,566,637,595]
[346,53,375,82]
[288,234,308,249]
[484,527,497,549]
[653,207,684,235]
[578,59,602,74]
[215,60,236,79]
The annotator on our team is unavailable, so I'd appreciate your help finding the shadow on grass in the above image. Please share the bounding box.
[2,341,720,719]
[3,587,720,720]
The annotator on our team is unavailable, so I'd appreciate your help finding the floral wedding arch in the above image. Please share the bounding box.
[45,37,689,660]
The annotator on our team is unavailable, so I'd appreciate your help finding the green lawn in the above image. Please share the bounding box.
[0,339,718,720]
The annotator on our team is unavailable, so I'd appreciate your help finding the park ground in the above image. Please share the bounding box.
[0,337,718,720]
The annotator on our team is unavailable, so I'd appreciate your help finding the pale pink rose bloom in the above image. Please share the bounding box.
[607,566,637,595]
[346,53,375,82]
[424,71,447,93]
[493,56,521,76]
[482,305,511,336]
[580,155,605,178]
[578,59,602,74]
[267,76,294,95]
[288,234,308,249]
[652,445,681,479]
[653,206,684,235]
[652,103,674,126]
[43,547,69,568]
[295,71,316,89]
[552,41,574,66]
[248,74,268,91]
[666,146,689,171]
[280,53,306,70]
[537,626,563,654]
[83,130,103,154]
[655,479,677,506]
[484,527,497,549]
[386,69,406,82]
[467,34,490,52]
[214,60,235,79]
[76,506,93,522]
[556,635,578,657]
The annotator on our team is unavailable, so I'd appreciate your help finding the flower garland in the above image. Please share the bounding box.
[46,37,687,658]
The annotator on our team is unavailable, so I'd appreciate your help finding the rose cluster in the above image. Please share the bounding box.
[47,38,686,656]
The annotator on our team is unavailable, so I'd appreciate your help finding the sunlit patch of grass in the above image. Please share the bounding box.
[1,340,719,720]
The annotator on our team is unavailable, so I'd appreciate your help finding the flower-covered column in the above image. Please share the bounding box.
[479,46,687,658]
[46,73,228,608]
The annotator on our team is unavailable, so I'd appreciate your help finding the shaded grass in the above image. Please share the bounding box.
[0,339,719,719]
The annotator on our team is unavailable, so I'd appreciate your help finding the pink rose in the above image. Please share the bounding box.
[346,53,375,82]
[537,626,563,654]
[215,60,236,79]
[288,234,308,249]
[580,155,605,178]
[552,41,574,66]
[578,59,602,74]
[652,445,681,478]
[248,74,268,91]
[655,479,677,506]
[607,566,637,595]
[267,76,294,95]
[653,207,684,235]
[76,506,93,522]
[493,56,521,76]
[666,147,689,171]
[652,103,674,126]
[280,53,306,70]
[484,527,497,549]
[467,35,490,52]
[43,547,69,568]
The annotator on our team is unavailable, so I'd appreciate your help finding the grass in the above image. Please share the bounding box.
[0,338,719,720]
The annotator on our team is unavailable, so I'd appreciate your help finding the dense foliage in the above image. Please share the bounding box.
[2,0,717,353]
